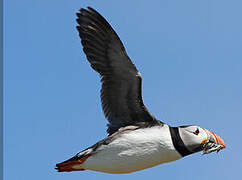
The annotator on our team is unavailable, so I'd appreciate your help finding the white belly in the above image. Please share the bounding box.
[81,125,182,174]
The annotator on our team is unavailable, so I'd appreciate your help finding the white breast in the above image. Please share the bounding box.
[82,124,182,173]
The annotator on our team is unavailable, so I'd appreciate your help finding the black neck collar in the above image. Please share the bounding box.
[169,127,193,157]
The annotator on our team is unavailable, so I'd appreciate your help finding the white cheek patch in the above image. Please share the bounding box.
[178,128,203,152]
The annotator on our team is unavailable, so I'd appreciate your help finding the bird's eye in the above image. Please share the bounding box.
[193,128,200,135]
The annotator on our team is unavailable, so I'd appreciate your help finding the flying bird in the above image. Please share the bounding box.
[56,7,226,174]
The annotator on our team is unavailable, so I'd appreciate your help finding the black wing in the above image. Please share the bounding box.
[76,7,161,135]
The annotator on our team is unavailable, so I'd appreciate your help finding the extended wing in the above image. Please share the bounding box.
[76,7,161,135]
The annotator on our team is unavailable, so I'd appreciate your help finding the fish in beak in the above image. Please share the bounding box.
[202,129,226,154]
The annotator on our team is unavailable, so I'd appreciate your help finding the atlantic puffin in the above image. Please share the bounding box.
[56,7,226,174]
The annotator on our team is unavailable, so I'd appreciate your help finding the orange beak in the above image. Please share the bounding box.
[208,130,226,149]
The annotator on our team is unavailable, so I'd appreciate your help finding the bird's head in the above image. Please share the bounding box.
[178,125,226,155]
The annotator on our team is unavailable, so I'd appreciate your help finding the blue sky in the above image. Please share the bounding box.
[4,0,242,179]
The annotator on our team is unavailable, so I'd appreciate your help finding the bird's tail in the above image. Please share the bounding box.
[56,150,92,172]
